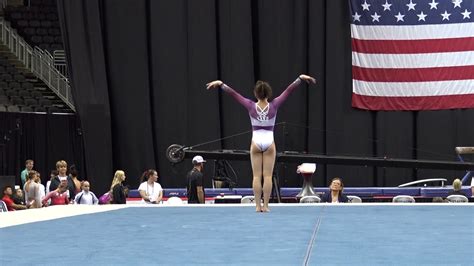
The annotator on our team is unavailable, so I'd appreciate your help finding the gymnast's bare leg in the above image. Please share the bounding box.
[250,142,263,212]
[250,141,276,212]
[261,142,276,212]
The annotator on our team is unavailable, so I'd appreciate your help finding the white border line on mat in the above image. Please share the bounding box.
[0,205,127,228]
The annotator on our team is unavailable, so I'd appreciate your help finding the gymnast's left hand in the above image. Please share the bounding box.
[299,74,316,84]
[206,80,223,89]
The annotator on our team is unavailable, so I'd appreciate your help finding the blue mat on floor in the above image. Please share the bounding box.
[1,205,473,265]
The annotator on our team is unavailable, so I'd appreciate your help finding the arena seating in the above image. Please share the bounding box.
[0,55,54,112]
[0,2,73,113]
[4,0,63,52]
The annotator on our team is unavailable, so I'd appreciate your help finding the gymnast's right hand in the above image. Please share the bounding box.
[206,80,223,90]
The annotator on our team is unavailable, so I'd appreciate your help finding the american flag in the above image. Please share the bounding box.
[350,0,474,110]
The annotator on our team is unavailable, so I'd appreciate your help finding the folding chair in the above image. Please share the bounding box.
[347,195,362,203]
[241,196,256,204]
[299,195,321,203]
[166,196,183,205]
[0,200,8,212]
[446,195,468,203]
[392,195,415,203]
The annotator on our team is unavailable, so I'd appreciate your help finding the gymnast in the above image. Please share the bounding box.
[206,74,316,212]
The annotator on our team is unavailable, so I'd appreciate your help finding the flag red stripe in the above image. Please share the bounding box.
[352,65,474,82]
[352,37,474,54]
[352,93,474,111]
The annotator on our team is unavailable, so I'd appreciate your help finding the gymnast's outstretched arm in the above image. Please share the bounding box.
[206,80,254,109]
[272,74,316,109]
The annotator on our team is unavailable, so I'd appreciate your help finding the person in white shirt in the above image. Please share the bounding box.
[74,181,99,205]
[138,169,163,204]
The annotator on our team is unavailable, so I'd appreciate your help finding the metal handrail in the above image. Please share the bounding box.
[0,17,75,111]
[53,49,68,77]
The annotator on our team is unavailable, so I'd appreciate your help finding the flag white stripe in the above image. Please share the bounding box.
[353,79,474,97]
[352,51,474,68]
[351,23,474,40]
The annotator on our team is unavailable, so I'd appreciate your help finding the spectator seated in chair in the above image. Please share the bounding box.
[138,169,163,204]
[320,177,349,203]
[12,188,26,206]
[2,186,27,211]
[447,179,468,197]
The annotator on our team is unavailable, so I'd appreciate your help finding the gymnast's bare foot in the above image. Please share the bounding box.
[256,205,263,212]
[261,206,270,212]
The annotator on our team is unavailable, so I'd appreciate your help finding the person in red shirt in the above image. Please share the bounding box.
[2,186,27,211]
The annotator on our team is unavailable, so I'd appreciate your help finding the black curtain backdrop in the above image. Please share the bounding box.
[56,0,474,194]
[0,112,85,186]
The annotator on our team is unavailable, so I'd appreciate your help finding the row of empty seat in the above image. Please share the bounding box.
[0,82,34,90]
[392,194,469,203]
[1,94,51,105]
[0,44,65,113]
[128,187,474,199]
[240,195,364,203]
[0,2,73,113]
[239,195,469,203]
[0,79,54,112]
[0,104,60,113]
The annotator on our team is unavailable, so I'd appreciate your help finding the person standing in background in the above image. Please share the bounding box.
[110,170,127,204]
[186,156,206,204]
[74,181,99,205]
[69,165,82,195]
[24,171,42,208]
[49,160,76,201]
[20,159,34,187]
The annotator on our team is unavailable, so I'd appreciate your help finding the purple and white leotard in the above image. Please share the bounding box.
[220,78,302,152]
